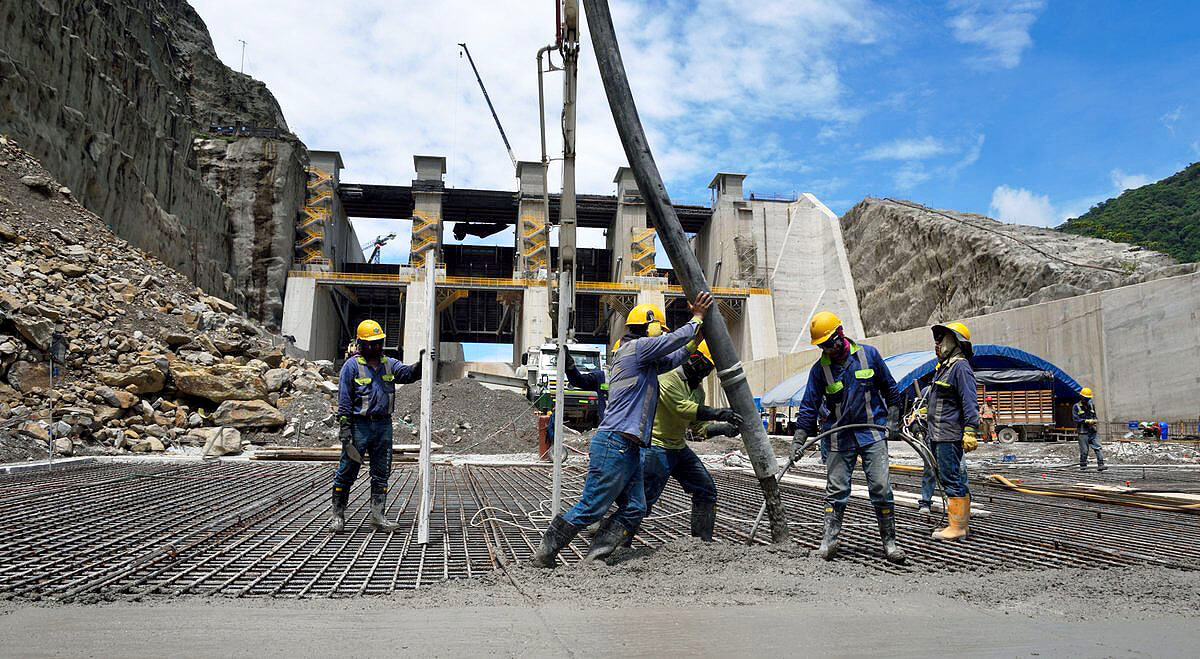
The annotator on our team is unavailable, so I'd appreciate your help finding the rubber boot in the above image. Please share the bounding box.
[369,493,401,532]
[329,486,347,534]
[585,515,633,562]
[690,500,716,542]
[875,505,906,564]
[932,496,969,540]
[530,514,581,568]
[916,504,931,516]
[816,505,844,560]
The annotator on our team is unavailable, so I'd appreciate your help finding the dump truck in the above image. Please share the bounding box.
[467,342,605,429]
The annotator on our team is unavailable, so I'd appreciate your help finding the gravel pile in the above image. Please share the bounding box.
[392,379,539,454]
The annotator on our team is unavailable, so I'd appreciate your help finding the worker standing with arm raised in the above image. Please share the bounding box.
[1074,387,1106,472]
[531,292,713,567]
[791,311,906,564]
[925,322,979,541]
[329,320,425,534]
[615,341,741,543]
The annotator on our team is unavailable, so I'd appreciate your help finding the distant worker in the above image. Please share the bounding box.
[1074,387,1106,472]
[545,354,608,447]
[923,322,979,541]
[613,340,741,543]
[792,311,905,564]
[980,396,997,443]
[531,293,713,567]
[329,320,426,534]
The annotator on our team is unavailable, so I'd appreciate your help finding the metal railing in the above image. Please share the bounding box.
[287,270,769,296]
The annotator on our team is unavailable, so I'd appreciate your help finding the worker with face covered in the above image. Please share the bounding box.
[531,292,713,567]
[614,340,741,543]
[1074,387,1106,472]
[792,311,905,564]
[923,322,980,541]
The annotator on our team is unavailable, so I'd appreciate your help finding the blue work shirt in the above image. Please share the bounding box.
[598,320,700,446]
[566,363,608,422]
[337,355,420,418]
[1072,399,1097,433]
[923,356,980,443]
[795,340,899,451]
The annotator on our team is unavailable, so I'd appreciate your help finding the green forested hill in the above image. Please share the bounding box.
[1059,162,1200,263]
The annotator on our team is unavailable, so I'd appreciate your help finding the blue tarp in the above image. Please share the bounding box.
[759,344,1084,408]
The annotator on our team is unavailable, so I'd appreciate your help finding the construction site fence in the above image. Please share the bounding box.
[287,270,769,296]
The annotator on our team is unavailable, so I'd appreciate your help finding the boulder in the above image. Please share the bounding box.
[201,295,237,313]
[211,399,284,428]
[8,360,50,393]
[58,263,87,278]
[94,405,124,424]
[170,361,267,402]
[19,174,54,192]
[0,221,17,241]
[17,421,49,442]
[263,368,291,392]
[98,363,165,394]
[11,315,53,351]
[193,427,243,457]
[163,333,191,347]
[52,437,73,456]
[95,386,138,409]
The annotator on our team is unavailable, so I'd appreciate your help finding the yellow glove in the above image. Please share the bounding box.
[962,427,978,453]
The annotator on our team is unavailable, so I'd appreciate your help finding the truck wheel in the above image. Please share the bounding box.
[997,427,1022,444]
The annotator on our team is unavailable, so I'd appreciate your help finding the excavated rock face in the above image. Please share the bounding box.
[0,0,304,327]
[841,199,1195,335]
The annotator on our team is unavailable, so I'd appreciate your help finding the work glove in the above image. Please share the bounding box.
[791,428,809,461]
[339,416,363,464]
[696,405,743,425]
[704,422,739,439]
[962,427,979,453]
[887,407,902,441]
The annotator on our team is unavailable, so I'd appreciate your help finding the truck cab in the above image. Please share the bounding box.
[520,343,605,428]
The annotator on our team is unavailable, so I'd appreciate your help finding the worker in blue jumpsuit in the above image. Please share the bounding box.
[1074,387,1106,471]
[531,292,713,567]
[924,322,979,541]
[329,319,424,534]
[792,311,905,564]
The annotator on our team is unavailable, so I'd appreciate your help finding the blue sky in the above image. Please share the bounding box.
[193,1,1200,361]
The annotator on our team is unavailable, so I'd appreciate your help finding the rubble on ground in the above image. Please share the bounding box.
[0,136,336,462]
[392,379,539,454]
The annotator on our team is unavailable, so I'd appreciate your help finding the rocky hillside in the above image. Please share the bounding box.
[0,136,328,462]
[1060,162,1200,264]
[0,0,304,328]
[842,198,1197,335]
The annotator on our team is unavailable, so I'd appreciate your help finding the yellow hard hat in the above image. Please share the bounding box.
[1080,387,1093,399]
[809,311,843,346]
[694,340,713,364]
[356,319,386,341]
[932,321,972,359]
[626,303,667,337]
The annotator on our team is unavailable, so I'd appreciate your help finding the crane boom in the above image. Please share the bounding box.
[458,42,519,172]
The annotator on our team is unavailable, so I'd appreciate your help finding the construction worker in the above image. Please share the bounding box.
[545,355,607,447]
[792,311,905,564]
[329,320,426,534]
[980,396,997,443]
[616,341,741,543]
[923,322,979,541]
[531,292,713,567]
[1074,387,1106,471]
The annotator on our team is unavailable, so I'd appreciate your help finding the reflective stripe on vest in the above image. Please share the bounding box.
[354,356,396,415]
[929,356,964,440]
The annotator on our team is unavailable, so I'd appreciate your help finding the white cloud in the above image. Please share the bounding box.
[862,136,951,161]
[989,185,1057,227]
[1110,169,1151,192]
[946,0,1045,69]
[1191,140,1200,157]
[1161,106,1183,134]
[893,163,932,190]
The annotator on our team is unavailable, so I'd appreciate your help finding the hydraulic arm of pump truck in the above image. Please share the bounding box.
[581,0,788,542]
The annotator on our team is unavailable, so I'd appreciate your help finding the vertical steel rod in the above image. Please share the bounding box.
[418,255,435,544]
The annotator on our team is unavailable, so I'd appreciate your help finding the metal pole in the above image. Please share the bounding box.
[418,254,436,544]
[581,0,788,541]
[552,268,568,514]
[458,42,519,172]
[47,356,53,467]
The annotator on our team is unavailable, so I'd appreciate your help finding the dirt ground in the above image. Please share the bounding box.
[2,540,1197,656]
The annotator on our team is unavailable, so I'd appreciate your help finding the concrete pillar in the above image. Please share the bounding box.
[280,275,340,362]
[402,273,428,363]
[608,167,649,282]
[516,161,549,276]
[514,285,552,363]
[409,155,446,268]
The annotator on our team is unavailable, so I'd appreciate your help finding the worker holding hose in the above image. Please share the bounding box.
[614,340,741,543]
[1074,387,1107,472]
[924,322,980,541]
[792,311,906,564]
[531,293,713,567]
[329,320,426,534]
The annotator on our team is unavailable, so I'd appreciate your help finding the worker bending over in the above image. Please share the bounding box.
[615,341,741,544]
[531,293,713,567]
[1074,387,1106,472]
[924,322,979,540]
[792,312,905,564]
[330,320,425,533]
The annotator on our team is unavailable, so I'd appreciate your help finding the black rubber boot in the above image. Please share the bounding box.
[816,505,844,561]
[329,486,347,534]
[531,514,581,568]
[585,515,632,562]
[875,505,906,564]
[690,500,716,542]
[369,492,401,532]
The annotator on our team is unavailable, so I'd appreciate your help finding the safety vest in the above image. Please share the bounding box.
[818,343,885,445]
[924,355,969,442]
[352,356,399,416]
